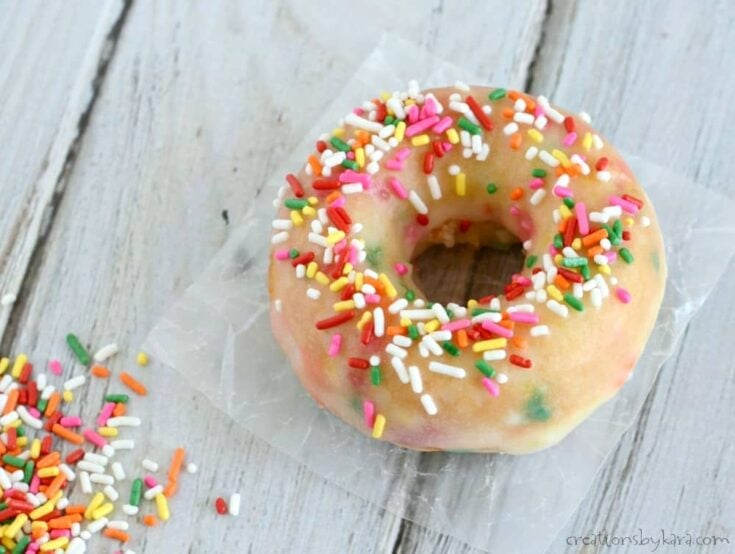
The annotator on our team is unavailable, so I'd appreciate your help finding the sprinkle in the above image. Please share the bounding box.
[428,361,466,379]
[563,293,584,312]
[229,493,241,516]
[408,365,423,393]
[530,325,550,337]
[481,377,500,397]
[420,394,438,415]
[119,372,148,396]
[66,334,90,365]
[472,338,507,352]
[93,343,119,363]
[616,287,632,303]
[408,191,428,214]
[371,414,386,438]
[316,311,355,330]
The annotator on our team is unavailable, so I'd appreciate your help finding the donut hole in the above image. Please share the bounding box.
[410,220,525,306]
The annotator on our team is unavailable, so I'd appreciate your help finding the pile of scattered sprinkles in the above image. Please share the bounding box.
[0,332,237,553]
[271,80,653,437]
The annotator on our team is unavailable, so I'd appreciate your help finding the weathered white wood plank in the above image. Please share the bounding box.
[0,0,550,552]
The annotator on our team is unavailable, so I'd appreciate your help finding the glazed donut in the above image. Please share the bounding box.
[269,82,666,454]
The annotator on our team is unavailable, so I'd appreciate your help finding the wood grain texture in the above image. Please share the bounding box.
[0,0,732,552]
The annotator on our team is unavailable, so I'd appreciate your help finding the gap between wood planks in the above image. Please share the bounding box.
[0,0,134,352]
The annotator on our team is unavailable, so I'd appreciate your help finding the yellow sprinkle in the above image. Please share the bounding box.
[424,320,440,333]
[583,132,592,151]
[356,311,372,331]
[398,317,411,327]
[342,263,353,275]
[30,438,41,459]
[355,147,365,168]
[327,231,345,245]
[411,134,430,147]
[527,129,544,143]
[307,196,318,206]
[355,272,364,291]
[333,300,355,312]
[467,299,478,311]
[571,238,582,250]
[371,414,386,439]
[5,419,21,431]
[559,204,572,219]
[379,91,390,101]
[29,500,55,520]
[305,262,318,279]
[136,352,149,366]
[404,98,416,106]
[547,285,563,302]
[98,426,118,437]
[0,358,9,376]
[40,537,69,552]
[16,437,27,448]
[446,128,459,144]
[290,210,304,226]
[472,338,508,353]
[378,273,398,299]
[4,513,27,538]
[155,493,171,521]
[395,121,406,141]
[30,521,48,534]
[554,254,563,266]
[63,390,73,403]
[329,277,349,292]
[552,149,572,168]
[624,216,635,227]
[455,173,466,196]
[91,502,114,520]
[598,264,611,275]
[315,272,329,286]
[10,354,27,379]
[84,492,105,520]
[37,467,59,479]
[332,127,346,137]
[302,206,316,218]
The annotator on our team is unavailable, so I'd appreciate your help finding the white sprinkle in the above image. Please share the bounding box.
[579,111,591,123]
[592,134,604,149]
[391,357,410,384]
[431,303,450,324]
[385,344,407,359]
[93,343,119,363]
[503,122,519,135]
[388,298,408,314]
[471,311,502,324]
[400,309,436,320]
[111,462,126,481]
[80,471,92,494]
[274,299,282,313]
[507,303,534,313]
[641,216,651,227]
[83,452,108,466]
[525,146,539,160]
[600,237,612,250]
[589,211,609,223]
[271,231,288,245]
[530,325,550,337]
[0,412,18,426]
[373,307,385,337]
[595,274,610,297]
[421,394,438,416]
[539,150,560,167]
[597,170,611,182]
[514,112,534,125]
[1,294,16,307]
[345,112,384,133]
[418,343,429,358]
[295,264,306,279]
[428,361,466,379]
[0,469,11,490]
[496,373,509,384]
[144,484,163,500]
[546,300,569,318]
[594,254,609,266]
[142,459,159,472]
[110,439,135,450]
[63,375,86,391]
[306,288,321,300]
[591,288,603,308]
[408,190,429,214]
[477,143,490,161]
[186,463,198,474]
[448,164,460,176]
[90,473,114,485]
[421,335,443,356]
[342,183,364,194]
[272,219,292,230]
[103,485,119,502]
[106,520,129,531]
[430,330,452,342]
[102,444,115,458]
[408,365,423,394]
[122,504,139,516]
[17,406,42,429]
[366,161,379,174]
[454,80,470,91]
[392,335,412,348]
[229,493,241,516]
[534,115,548,129]
[107,417,140,428]
[530,189,546,206]
[427,175,442,199]
[86,518,108,534]
[555,173,570,188]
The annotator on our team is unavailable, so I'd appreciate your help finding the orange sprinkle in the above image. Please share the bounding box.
[163,481,178,498]
[509,187,524,200]
[112,403,127,417]
[581,228,609,247]
[65,505,86,515]
[36,452,61,469]
[48,514,80,529]
[325,191,341,204]
[91,365,110,378]
[498,320,514,330]
[554,274,571,291]
[104,529,130,543]
[3,389,18,415]
[45,473,67,499]
[456,329,468,349]
[164,447,186,498]
[509,133,522,150]
[501,107,514,119]
[385,326,407,336]
[307,155,322,177]
[119,372,148,396]
[143,514,158,527]
[587,245,604,258]
[44,392,61,418]
[511,337,528,349]
[51,424,84,445]
[0,443,7,456]
[525,99,537,113]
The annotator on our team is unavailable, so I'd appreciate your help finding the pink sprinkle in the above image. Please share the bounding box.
[481,320,513,338]
[509,311,540,324]
[432,116,454,134]
[97,402,115,427]
[553,185,573,198]
[346,151,355,160]
[605,251,618,263]
[562,132,578,146]
[348,246,358,266]
[28,407,41,418]
[83,429,107,448]
[534,105,545,117]
[616,287,632,304]
[549,245,558,255]
[575,202,589,235]
[509,206,521,216]
[609,195,639,214]
[49,360,62,376]
[363,400,375,429]
[30,475,40,494]
[405,115,440,137]
[388,177,408,199]
[329,196,346,208]
[144,475,158,488]
[328,334,342,357]
[406,104,419,124]
[50,530,71,539]
[442,141,453,152]
[364,294,381,304]
[60,416,82,427]
[529,178,545,190]
[385,159,403,171]
[274,249,289,261]
[441,319,471,332]
[353,108,364,116]
[394,263,408,276]
[339,170,371,188]
[395,147,411,161]
[513,275,532,286]
[481,377,500,397]
[424,96,437,117]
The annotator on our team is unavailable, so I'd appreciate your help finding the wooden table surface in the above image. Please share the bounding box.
[1,1,733,552]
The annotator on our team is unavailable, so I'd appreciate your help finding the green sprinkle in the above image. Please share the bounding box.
[2,455,25,469]
[561,257,588,268]
[442,341,460,357]
[531,168,547,178]
[408,325,419,340]
[471,307,498,316]
[486,183,498,194]
[11,537,29,554]
[563,197,575,209]
[341,159,359,171]
[329,136,351,152]
[105,394,129,403]
[66,333,90,365]
[458,117,481,135]
[130,478,143,507]
[526,255,538,269]
[613,219,623,236]
[288,248,299,259]
[603,223,621,245]
[370,366,381,386]
[525,390,551,422]
[580,265,591,280]
[619,247,634,264]
[488,88,506,101]
[37,398,48,413]
[446,309,454,319]
[405,289,415,301]
[366,245,383,269]
[563,293,584,312]
[284,198,308,210]
[553,234,564,250]
[384,115,395,125]
[474,360,495,378]
[16,426,25,438]
[23,461,34,484]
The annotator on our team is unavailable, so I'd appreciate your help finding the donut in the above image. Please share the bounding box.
[268,82,666,454]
